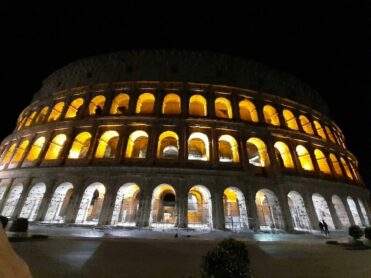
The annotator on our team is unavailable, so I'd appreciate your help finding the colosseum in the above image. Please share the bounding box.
[0,50,369,233]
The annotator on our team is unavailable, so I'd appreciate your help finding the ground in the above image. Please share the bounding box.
[9,225,371,278]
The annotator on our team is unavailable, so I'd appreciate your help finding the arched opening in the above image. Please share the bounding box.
[44,182,74,223]
[246,137,270,167]
[314,149,331,175]
[188,185,212,229]
[274,141,294,168]
[224,187,249,231]
[0,184,7,205]
[48,102,65,122]
[136,93,155,114]
[1,184,23,217]
[349,161,359,181]
[218,135,239,163]
[44,134,67,160]
[296,145,314,171]
[35,107,49,124]
[125,130,149,159]
[283,109,298,130]
[157,131,179,159]
[357,199,370,226]
[24,112,37,127]
[2,143,16,165]
[313,120,327,140]
[65,98,84,118]
[110,93,130,114]
[299,115,314,135]
[331,195,350,229]
[255,189,284,230]
[340,158,353,180]
[162,94,181,115]
[95,131,119,158]
[263,105,280,126]
[75,182,106,225]
[25,137,45,162]
[347,197,362,226]
[312,193,335,230]
[239,99,258,122]
[189,95,207,116]
[287,191,311,231]
[187,132,209,161]
[111,183,141,226]
[68,132,92,159]
[150,184,176,228]
[215,97,233,119]
[89,95,106,115]
[10,140,29,164]
[19,183,46,221]
[329,154,343,176]
[325,126,336,143]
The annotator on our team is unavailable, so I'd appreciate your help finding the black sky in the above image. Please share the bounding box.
[0,4,370,188]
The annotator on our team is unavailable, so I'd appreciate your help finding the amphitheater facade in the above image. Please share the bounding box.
[0,50,369,232]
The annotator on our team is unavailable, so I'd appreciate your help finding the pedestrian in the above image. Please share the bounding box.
[322,220,329,236]
[319,221,324,233]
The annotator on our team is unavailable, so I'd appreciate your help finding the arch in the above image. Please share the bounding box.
[348,162,359,181]
[111,183,141,226]
[188,185,213,229]
[44,182,74,223]
[246,137,270,167]
[95,131,119,158]
[224,187,249,230]
[263,105,280,126]
[25,137,45,162]
[239,99,258,122]
[110,93,130,114]
[2,143,16,165]
[331,195,350,228]
[188,132,210,161]
[274,141,294,168]
[75,182,106,225]
[218,135,239,163]
[162,93,181,115]
[136,93,155,114]
[125,130,149,159]
[215,97,233,119]
[357,199,370,226]
[295,145,314,171]
[0,184,8,204]
[44,134,67,160]
[1,184,23,217]
[11,140,29,163]
[312,193,335,230]
[255,189,284,230]
[65,98,84,118]
[299,115,314,135]
[314,149,331,174]
[89,95,106,115]
[19,183,46,221]
[287,191,311,231]
[35,107,49,123]
[149,184,176,228]
[347,197,362,226]
[157,131,179,159]
[340,158,353,180]
[24,111,37,127]
[68,132,92,159]
[329,154,343,176]
[313,120,327,140]
[189,94,207,116]
[283,109,299,130]
[325,126,336,143]
[48,102,65,122]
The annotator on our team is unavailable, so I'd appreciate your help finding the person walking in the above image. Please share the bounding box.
[322,220,329,236]
[319,221,324,234]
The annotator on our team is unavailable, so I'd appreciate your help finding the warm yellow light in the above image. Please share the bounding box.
[110,93,130,114]
[224,188,238,202]
[239,99,258,122]
[89,95,105,115]
[136,93,155,114]
[162,94,181,115]
[340,157,353,180]
[11,140,29,163]
[313,121,327,140]
[95,130,119,158]
[314,149,331,174]
[329,154,343,176]
[189,95,207,116]
[2,143,16,164]
[25,137,45,161]
[65,98,84,118]
[157,131,179,158]
[48,102,65,122]
[299,115,314,135]
[296,145,314,171]
[24,112,36,127]
[188,132,210,161]
[325,126,336,143]
[35,107,49,124]
[263,105,280,126]
[283,109,298,130]
[218,134,239,163]
[274,141,294,168]
[45,134,67,160]
[215,97,233,119]
[246,137,270,167]
[68,132,92,159]
[125,130,149,158]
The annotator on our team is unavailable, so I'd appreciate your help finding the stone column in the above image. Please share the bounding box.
[354,199,366,226]
[278,191,293,232]
[303,191,319,230]
[98,186,115,225]
[64,183,85,224]
[11,180,32,219]
[342,196,356,226]
[0,180,13,213]
[212,191,225,230]
[137,189,152,228]
[35,184,54,221]
[176,190,188,228]
[327,196,343,229]
[247,188,259,231]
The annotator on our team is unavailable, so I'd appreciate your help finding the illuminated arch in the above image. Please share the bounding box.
[110,93,130,114]
[188,132,210,161]
[125,130,149,159]
[44,182,74,223]
[189,94,207,116]
[188,185,212,229]
[239,99,258,122]
[149,184,176,227]
[332,195,350,228]
[347,196,362,226]
[314,149,331,174]
[2,143,16,165]
[295,145,314,171]
[287,191,311,231]
[68,132,92,159]
[11,140,29,163]
[340,157,353,180]
[246,137,270,167]
[65,98,84,118]
[274,141,294,168]
[25,137,45,162]
[215,97,233,119]
[263,105,280,126]
[35,107,49,124]
[218,135,239,163]
[357,199,370,226]
[19,182,46,221]
[89,95,106,115]
[48,102,65,122]
[24,111,37,127]
[95,131,119,158]
[136,93,155,114]
[313,120,327,140]
[299,115,314,135]
[1,184,23,217]
[348,161,359,181]
[44,134,67,160]
[283,109,298,130]
[162,93,181,115]
[255,189,284,230]
[224,187,249,230]
[312,193,335,230]
[325,126,336,143]
[157,131,179,159]
[329,154,343,176]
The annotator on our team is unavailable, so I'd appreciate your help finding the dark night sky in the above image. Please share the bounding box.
[0,4,370,188]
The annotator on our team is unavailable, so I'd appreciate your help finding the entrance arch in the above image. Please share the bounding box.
[287,191,311,231]
[111,183,141,226]
[223,187,249,231]
[347,197,362,226]
[44,182,74,223]
[1,184,23,217]
[150,184,176,228]
[187,185,212,229]
[331,195,350,228]
[312,193,335,230]
[75,183,106,225]
[255,189,284,230]
[19,183,46,221]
